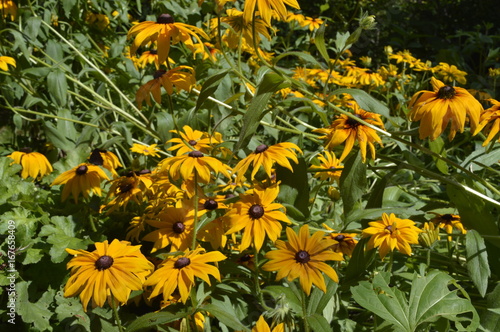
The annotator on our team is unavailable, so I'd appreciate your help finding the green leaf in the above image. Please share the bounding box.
[264,285,302,315]
[234,72,288,151]
[466,230,490,297]
[47,69,68,106]
[276,157,310,220]
[340,152,367,217]
[202,299,250,331]
[273,51,323,68]
[314,24,330,64]
[365,171,395,209]
[429,137,449,174]
[54,290,91,331]
[481,283,500,332]
[308,277,338,315]
[195,70,230,112]
[17,281,55,331]
[306,313,332,332]
[332,88,390,118]
[343,238,376,288]
[351,270,480,332]
[126,310,188,332]
[461,146,500,171]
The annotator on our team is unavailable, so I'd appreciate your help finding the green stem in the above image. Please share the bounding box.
[301,288,310,332]
[191,171,200,251]
[253,247,273,312]
[387,251,394,273]
[110,296,125,332]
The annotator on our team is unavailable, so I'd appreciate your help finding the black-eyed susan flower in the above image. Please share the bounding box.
[160,150,231,184]
[322,224,358,257]
[262,224,343,295]
[252,315,285,332]
[301,16,323,31]
[0,56,16,71]
[356,69,385,87]
[144,248,226,303]
[136,66,195,108]
[418,222,440,248]
[135,49,174,69]
[286,11,305,24]
[127,14,209,66]
[429,212,466,241]
[167,125,214,156]
[473,99,500,146]
[225,183,291,252]
[310,151,343,184]
[243,0,300,25]
[198,217,228,250]
[7,148,53,179]
[85,12,110,30]
[434,62,467,85]
[130,143,161,157]
[126,216,146,243]
[0,0,16,20]
[314,103,385,162]
[104,174,145,213]
[362,213,421,259]
[64,239,154,311]
[51,163,109,203]
[89,148,122,178]
[219,8,271,51]
[142,203,196,253]
[236,253,255,270]
[233,142,302,183]
[408,77,482,141]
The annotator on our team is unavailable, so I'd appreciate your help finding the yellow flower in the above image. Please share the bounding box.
[322,224,358,257]
[225,183,291,252]
[389,49,418,67]
[473,99,500,146]
[51,163,109,203]
[85,12,110,30]
[198,217,228,250]
[418,222,440,248]
[232,142,302,183]
[89,148,122,178]
[127,13,209,66]
[0,56,16,71]
[356,69,385,87]
[130,143,161,157]
[0,0,17,20]
[301,16,323,31]
[64,239,154,312]
[286,11,305,24]
[314,103,385,162]
[104,174,145,213]
[136,66,195,108]
[408,77,482,141]
[262,225,343,295]
[429,212,466,241]
[219,8,271,51]
[434,62,467,85]
[144,248,226,303]
[252,315,285,332]
[167,125,214,156]
[362,213,421,259]
[310,151,343,183]
[135,49,174,69]
[7,149,53,179]
[243,0,300,25]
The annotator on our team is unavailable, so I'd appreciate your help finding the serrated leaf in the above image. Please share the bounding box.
[126,311,188,332]
[429,137,449,175]
[47,69,68,106]
[340,152,367,217]
[466,230,490,297]
[234,72,288,151]
[332,88,390,118]
[54,291,91,331]
[17,281,55,331]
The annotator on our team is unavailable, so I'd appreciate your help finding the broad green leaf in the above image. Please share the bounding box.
[461,146,500,171]
[342,237,376,287]
[314,23,330,63]
[47,69,68,106]
[234,71,288,151]
[340,152,367,217]
[195,70,230,112]
[276,157,310,220]
[54,291,91,331]
[334,31,350,53]
[17,281,55,331]
[428,136,449,175]
[202,299,250,331]
[481,283,500,332]
[332,88,390,118]
[264,285,302,315]
[465,230,490,297]
[308,277,338,315]
[365,171,395,209]
[352,270,480,332]
[306,313,332,332]
[273,51,323,68]
[126,310,188,332]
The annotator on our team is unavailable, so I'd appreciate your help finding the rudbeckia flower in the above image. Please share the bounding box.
[322,224,358,257]
[434,62,467,85]
[127,13,209,66]
[198,217,228,250]
[130,143,162,157]
[233,142,302,183]
[429,212,466,241]
[408,77,482,141]
[7,148,53,179]
[362,213,421,259]
[473,99,500,146]
[243,0,300,25]
[89,148,122,178]
[136,66,195,108]
[160,150,232,184]
[314,104,385,162]
[135,49,174,69]
[0,56,16,71]
[262,224,343,295]
[224,183,291,252]
[418,222,440,248]
[51,163,109,203]
[0,0,17,20]
[105,173,147,213]
[301,16,323,31]
[64,239,154,312]
[310,151,343,183]
[167,125,214,156]
[219,8,271,51]
[252,315,285,332]
[144,248,226,303]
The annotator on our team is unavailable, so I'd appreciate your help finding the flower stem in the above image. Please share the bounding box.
[387,251,394,273]
[191,171,200,251]
[301,289,310,332]
[110,297,124,332]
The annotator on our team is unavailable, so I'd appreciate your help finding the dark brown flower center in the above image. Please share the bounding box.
[95,255,114,270]
[385,225,393,233]
[20,147,33,153]
[440,214,459,222]
[365,69,374,74]
[188,150,203,158]
[345,114,363,127]
[437,85,456,99]
[76,165,88,175]
[174,257,190,269]
[188,140,197,146]
[295,250,310,263]
[254,144,268,153]
[172,222,185,234]
[239,254,252,262]
[248,204,264,219]
[119,183,133,193]
[225,193,236,199]
[203,199,218,210]
[157,14,174,24]
[126,171,135,177]
[154,70,166,79]
[334,234,346,241]
[149,49,157,55]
